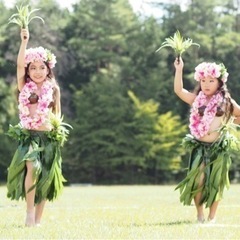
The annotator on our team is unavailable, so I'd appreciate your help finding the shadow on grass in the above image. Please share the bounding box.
[162,220,193,226]
[1,224,24,229]
[131,220,193,227]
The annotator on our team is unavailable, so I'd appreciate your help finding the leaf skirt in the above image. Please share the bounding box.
[7,129,66,204]
[175,134,232,208]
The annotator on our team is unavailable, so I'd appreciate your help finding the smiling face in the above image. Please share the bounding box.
[28,61,49,84]
[200,76,220,96]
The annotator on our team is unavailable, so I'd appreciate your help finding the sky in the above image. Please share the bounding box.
[3,0,188,16]
[129,0,189,16]
[3,0,78,9]
[2,0,158,18]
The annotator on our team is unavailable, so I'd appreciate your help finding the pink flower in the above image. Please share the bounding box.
[189,91,223,139]
[18,80,54,130]
[25,47,57,69]
[194,62,228,82]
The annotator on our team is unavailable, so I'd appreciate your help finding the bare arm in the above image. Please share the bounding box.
[174,57,196,105]
[231,99,240,124]
[54,84,61,118]
[17,29,29,92]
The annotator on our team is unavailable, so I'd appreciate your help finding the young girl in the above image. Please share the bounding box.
[174,57,240,223]
[7,28,66,227]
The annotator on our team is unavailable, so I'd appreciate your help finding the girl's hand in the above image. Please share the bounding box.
[174,57,184,70]
[20,28,29,42]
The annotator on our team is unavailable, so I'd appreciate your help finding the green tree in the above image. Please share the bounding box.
[0,78,18,180]
[128,91,186,183]
[65,80,186,184]
[65,77,146,184]
[62,0,137,89]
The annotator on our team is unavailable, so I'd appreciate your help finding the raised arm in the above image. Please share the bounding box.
[17,29,29,92]
[174,57,196,105]
[231,99,240,124]
[54,84,61,118]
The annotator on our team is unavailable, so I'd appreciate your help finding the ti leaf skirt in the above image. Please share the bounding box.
[7,128,66,204]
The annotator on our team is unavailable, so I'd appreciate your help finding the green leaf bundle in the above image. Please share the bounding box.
[8,4,44,29]
[156,30,200,58]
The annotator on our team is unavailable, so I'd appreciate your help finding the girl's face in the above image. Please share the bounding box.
[200,76,220,96]
[28,61,49,84]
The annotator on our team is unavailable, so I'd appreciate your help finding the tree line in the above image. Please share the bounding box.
[0,0,240,184]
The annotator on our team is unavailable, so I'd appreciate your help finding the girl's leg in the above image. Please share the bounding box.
[208,201,219,222]
[194,163,205,222]
[35,200,46,225]
[194,193,204,222]
[25,161,36,227]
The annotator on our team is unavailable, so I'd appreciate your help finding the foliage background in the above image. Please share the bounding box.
[1,0,240,184]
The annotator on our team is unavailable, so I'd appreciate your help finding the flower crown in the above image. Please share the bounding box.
[25,46,57,69]
[194,62,229,83]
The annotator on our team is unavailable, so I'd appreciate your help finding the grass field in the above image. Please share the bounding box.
[0,184,240,239]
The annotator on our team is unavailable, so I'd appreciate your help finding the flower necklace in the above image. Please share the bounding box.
[189,91,223,139]
[18,79,54,129]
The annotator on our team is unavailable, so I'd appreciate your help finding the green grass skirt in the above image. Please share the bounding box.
[6,128,66,204]
[175,132,236,208]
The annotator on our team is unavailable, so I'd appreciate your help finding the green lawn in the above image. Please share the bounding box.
[0,184,240,239]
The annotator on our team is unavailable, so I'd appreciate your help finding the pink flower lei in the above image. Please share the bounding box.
[189,91,223,139]
[18,79,54,129]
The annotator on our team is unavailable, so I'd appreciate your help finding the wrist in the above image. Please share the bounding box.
[21,40,28,46]
[175,68,183,73]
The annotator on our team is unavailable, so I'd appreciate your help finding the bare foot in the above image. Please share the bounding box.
[207,217,216,224]
[25,211,35,227]
[197,215,205,223]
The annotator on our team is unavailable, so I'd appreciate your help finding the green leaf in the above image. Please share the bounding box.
[156,30,200,57]
[8,4,44,29]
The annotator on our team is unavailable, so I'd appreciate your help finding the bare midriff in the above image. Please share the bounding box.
[198,116,226,143]
[27,103,52,131]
